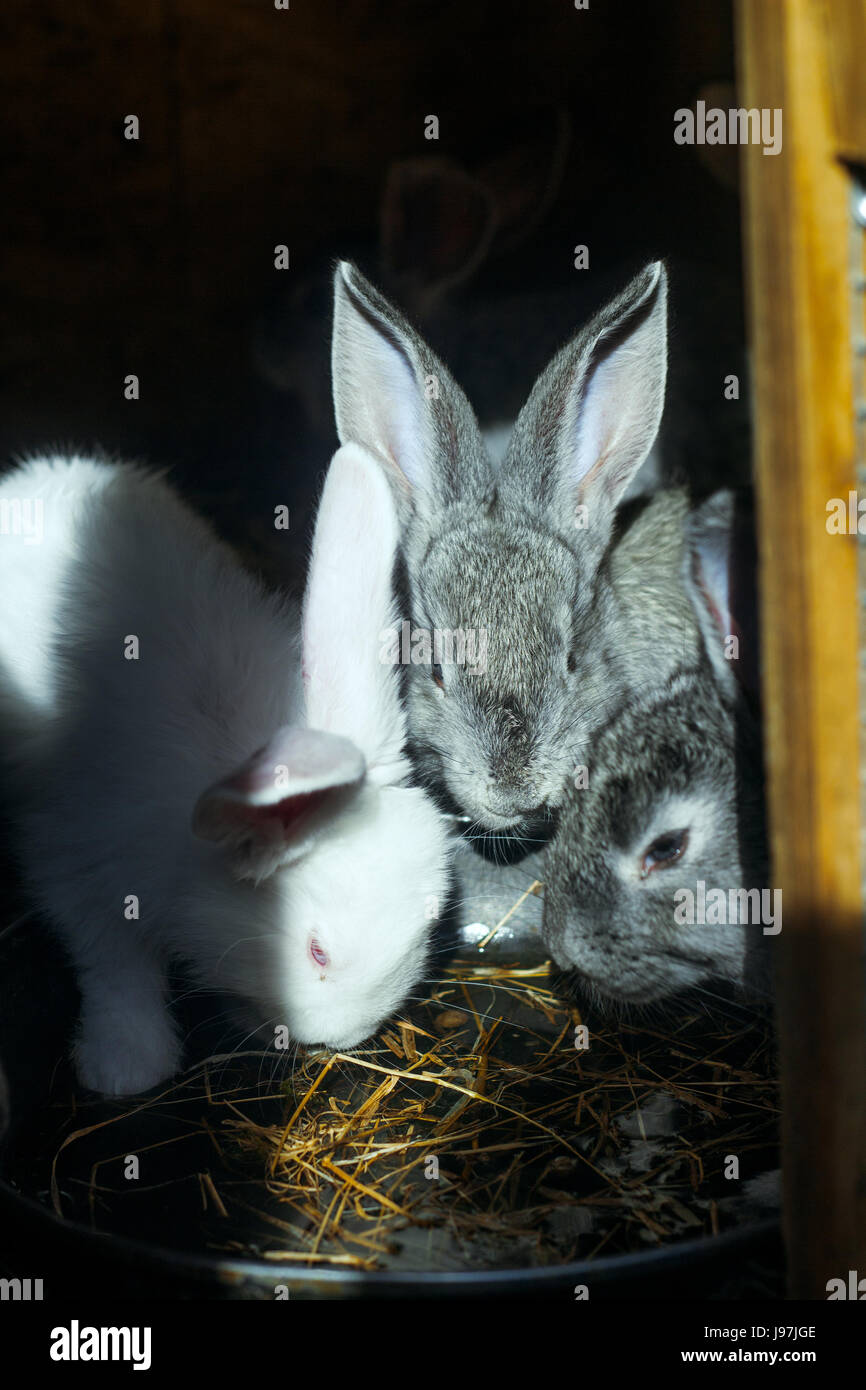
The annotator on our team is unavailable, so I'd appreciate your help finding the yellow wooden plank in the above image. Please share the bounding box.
[737,0,866,1297]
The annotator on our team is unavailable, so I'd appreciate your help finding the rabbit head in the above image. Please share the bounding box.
[331,260,668,835]
[542,675,766,1004]
[542,490,767,1007]
[192,444,452,1050]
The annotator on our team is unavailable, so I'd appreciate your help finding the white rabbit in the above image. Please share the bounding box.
[0,446,452,1096]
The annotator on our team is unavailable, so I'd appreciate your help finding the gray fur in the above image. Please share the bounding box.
[542,670,767,1004]
[681,488,760,702]
[564,487,704,761]
[332,259,669,830]
[541,490,767,1006]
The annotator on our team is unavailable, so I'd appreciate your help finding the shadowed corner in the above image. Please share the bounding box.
[0,624,81,1151]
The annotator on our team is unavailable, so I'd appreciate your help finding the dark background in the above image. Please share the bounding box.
[1,0,745,591]
[0,0,773,1300]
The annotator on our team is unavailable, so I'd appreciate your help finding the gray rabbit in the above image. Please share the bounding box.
[541,490,769,1006]
[561,485,704,775]
[332,258,668,836]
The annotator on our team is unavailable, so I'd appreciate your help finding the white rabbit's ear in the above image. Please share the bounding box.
[192,725,365,880]
[331,261,491,514]
[301,443,406,783]
[684,490,760,702]
[504,261,667,555]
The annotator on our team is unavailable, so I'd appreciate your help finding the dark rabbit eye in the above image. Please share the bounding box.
[566,651,577,674]
[431,663,445,691]
[640,828,689,877]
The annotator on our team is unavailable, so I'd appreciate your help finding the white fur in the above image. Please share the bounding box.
[0,447,452,1095]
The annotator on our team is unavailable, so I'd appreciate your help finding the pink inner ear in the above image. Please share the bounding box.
[701,579,727,639]
[193,726,366,851]
[222,786,336,840]
[695,561,734,644]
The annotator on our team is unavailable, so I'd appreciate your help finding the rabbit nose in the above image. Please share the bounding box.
[541,920,572,969]
[488,737,534,786]
[501,791,546,818]
[483,778,541,817]
[548,942,573,971]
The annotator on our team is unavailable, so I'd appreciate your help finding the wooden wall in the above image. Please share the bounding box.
[737,0,866,1299]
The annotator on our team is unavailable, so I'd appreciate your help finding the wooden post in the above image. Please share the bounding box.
[736,0,866,1297]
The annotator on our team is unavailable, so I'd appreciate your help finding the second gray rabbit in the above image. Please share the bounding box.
[541,492,770,1006]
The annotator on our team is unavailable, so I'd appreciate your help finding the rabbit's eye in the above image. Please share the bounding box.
[309,938,330,969]
[431,663,445,692]
[640,829,689,877]
[566,651,577,674]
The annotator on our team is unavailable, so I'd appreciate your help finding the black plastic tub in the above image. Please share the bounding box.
[0,1176,781,1300]
[0,865,783,1301]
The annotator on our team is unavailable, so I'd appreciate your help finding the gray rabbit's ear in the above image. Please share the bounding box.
[503,261,667,552]
[684,490,760,702]
[331,261,491,514]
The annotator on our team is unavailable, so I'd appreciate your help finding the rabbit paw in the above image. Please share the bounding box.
[74,1005,181,1097]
